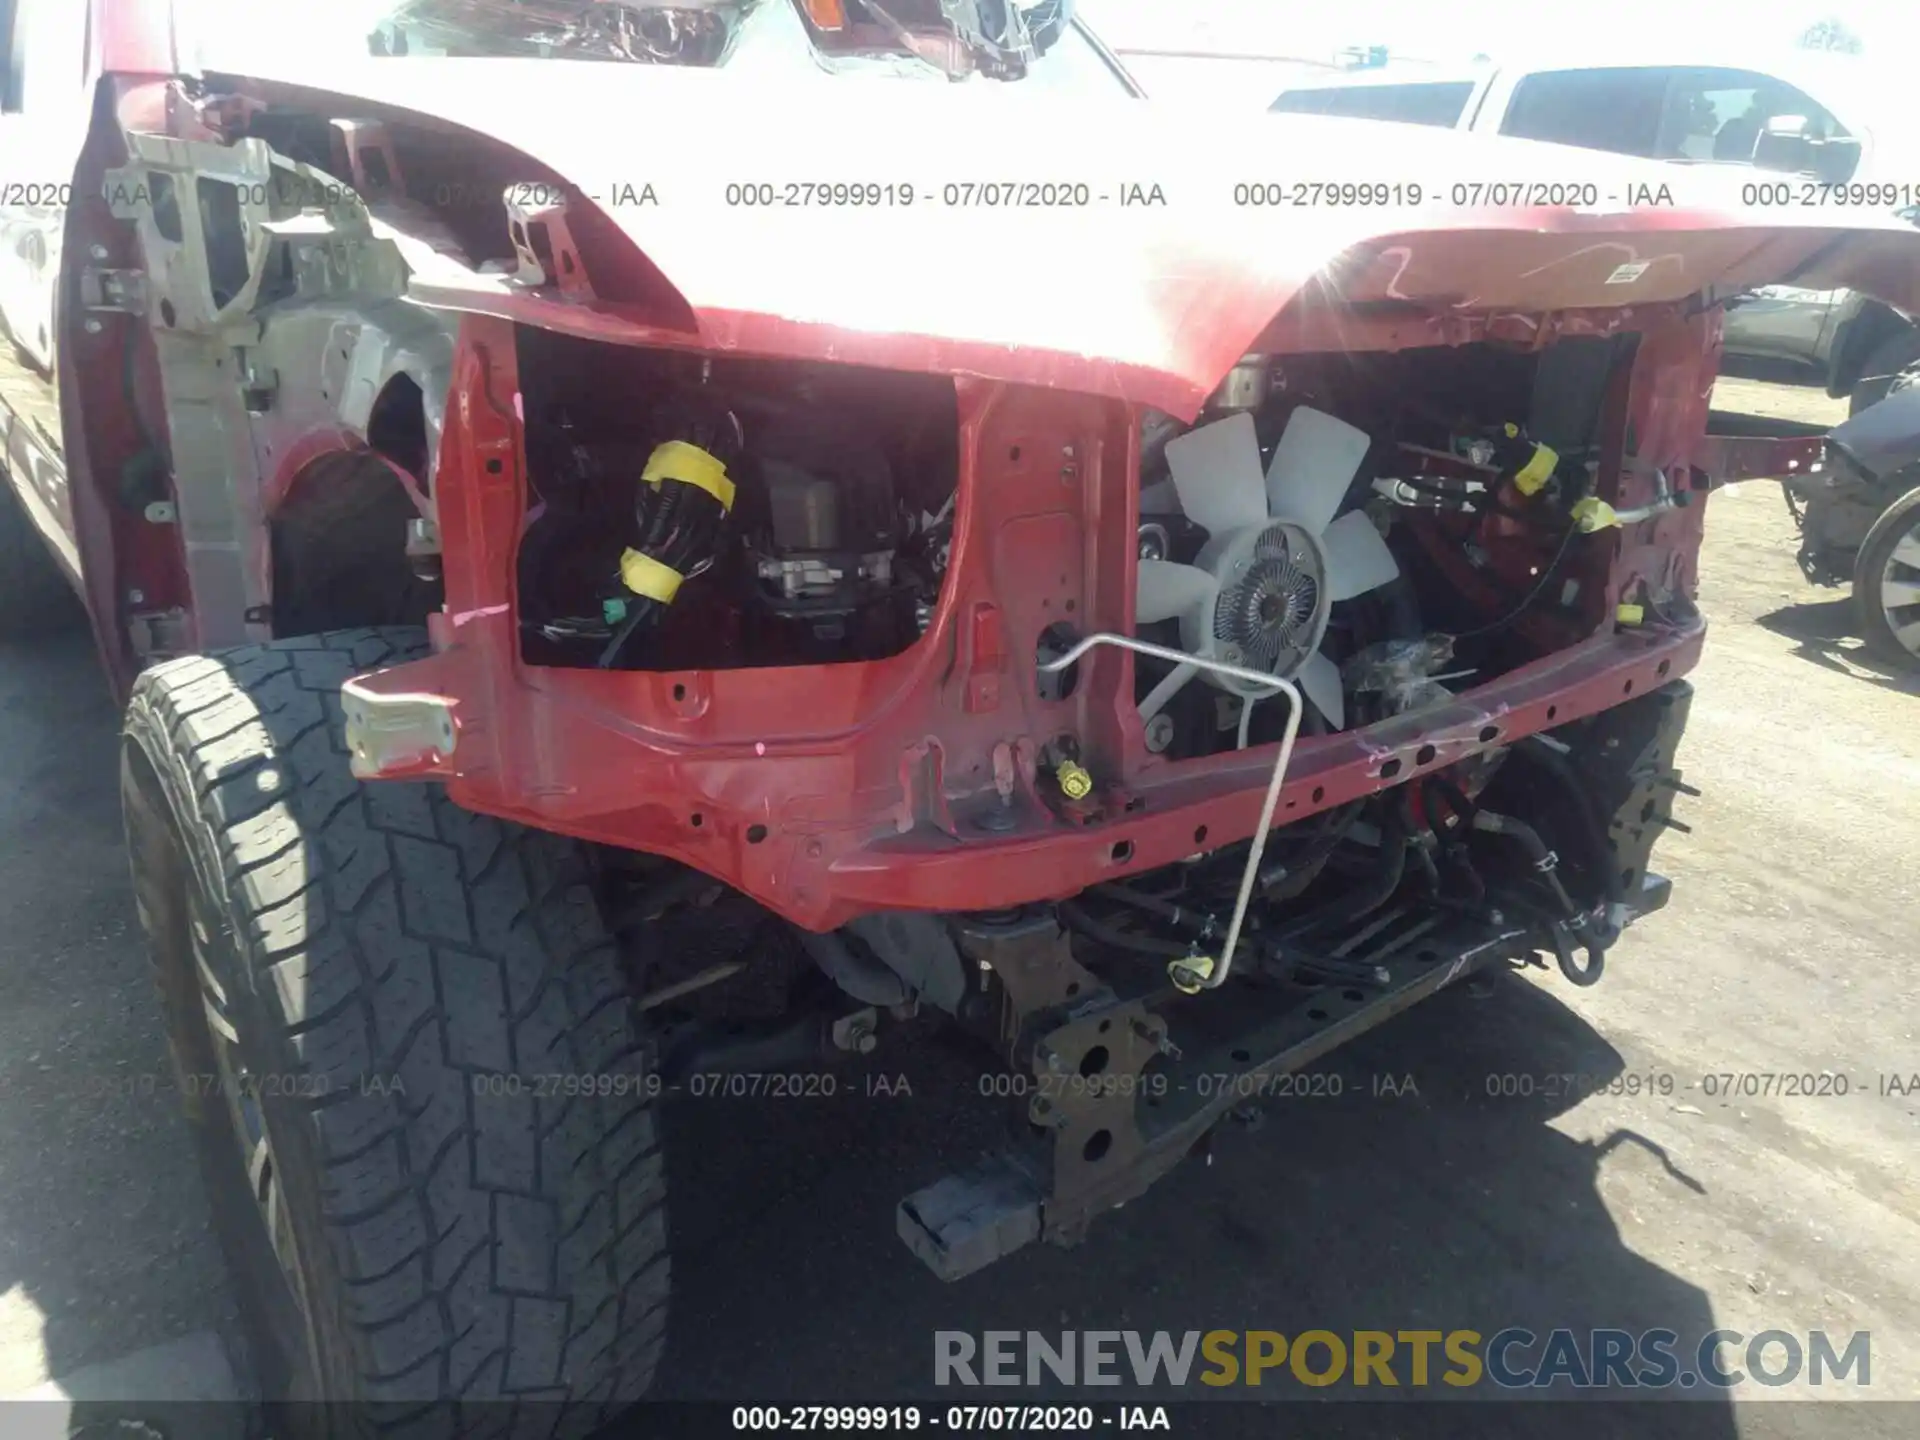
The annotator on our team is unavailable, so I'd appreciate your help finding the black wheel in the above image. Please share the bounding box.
[121,628,668,1435]
[1848,329,1920,417]
[1853,486,1920,669]
[0,477,73,634]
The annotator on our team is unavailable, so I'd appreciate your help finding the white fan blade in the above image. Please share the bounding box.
[1135,559,1216,626]
[1266,405,1372,537]
[1138,661,1198,724]
[1164,412,1270,535]
[1322,511,1402,601]
[1298,650,1345,730]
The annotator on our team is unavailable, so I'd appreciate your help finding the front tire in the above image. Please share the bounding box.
[121,628,668,1435]
[1853,486,1920,668]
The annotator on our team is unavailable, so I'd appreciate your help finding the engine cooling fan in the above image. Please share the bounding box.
[1136,405,1399,731]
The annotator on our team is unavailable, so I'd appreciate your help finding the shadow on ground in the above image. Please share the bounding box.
[0,615,247,1396]
[1755,596,1920,695]
[655,966,1739,1437]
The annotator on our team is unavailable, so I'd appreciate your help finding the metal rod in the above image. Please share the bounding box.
[1037,632,1304,991]
[637,960,748,1012]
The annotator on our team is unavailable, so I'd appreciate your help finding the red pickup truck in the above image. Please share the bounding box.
[3,1,1917,1431]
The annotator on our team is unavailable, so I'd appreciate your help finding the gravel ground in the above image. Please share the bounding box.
[0,376,1912,1434]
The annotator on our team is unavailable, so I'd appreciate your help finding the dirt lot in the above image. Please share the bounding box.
[0,376,1914,1430]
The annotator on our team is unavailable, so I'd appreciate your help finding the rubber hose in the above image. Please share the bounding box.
[1277,806,1409,941]
[1472,810,1581,919]
[1058,901,1195,960]
[1519,737,1626,910]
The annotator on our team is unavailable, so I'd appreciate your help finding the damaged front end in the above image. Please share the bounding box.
[76,62,1920,1276]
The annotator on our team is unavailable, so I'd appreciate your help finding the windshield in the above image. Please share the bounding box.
[180,0,1128,87]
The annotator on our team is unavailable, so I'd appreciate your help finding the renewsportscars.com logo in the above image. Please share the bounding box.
[934,1329,1871,1391]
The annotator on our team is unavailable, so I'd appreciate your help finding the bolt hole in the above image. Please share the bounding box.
[1098,1019,1112,1034]
[1417,948,1441,962]
[1624,679,1635,695]
[1546,705,1558,721]
[1342,989,1364,1002]
[672,683,687,701]
[1479,725,1500,743]
[1311,786,1325,803]
[1380,759,1403,780]
[1009,445,1023,461]
[160,299,176,328]
[1639,800,1656,823]
[747,824,768,844]
[1082,1130,1112,1163]
[1657,660,1671,677]
[485,457,503,475]
[1110,841,1134,863]
[1064,599,1076,613]
[1415,744,1437,766]
[690,813,703,828]
[1193,825,1208,845]
[1308,1008,1329,1021]
[1230,1048,1251,1063]
[1079,1046,1110,1077]
[1066,982,1082,998]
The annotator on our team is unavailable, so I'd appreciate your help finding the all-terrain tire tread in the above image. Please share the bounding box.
[125,627,666,1437]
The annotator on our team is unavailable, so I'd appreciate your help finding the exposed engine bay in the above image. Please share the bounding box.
[1129,335,1646,760]
[515,330,959,671]
[517,330,1659,724]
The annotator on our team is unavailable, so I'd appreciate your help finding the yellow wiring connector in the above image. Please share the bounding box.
[1169,954,1216,995]
[1055,761,1094,800]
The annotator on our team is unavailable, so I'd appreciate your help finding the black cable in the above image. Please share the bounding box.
[597,600,657,669]
[1092,883,1215,937]
[1058,901,1194,959]
[1449,519,1583,643]
[1388,475,1561,530]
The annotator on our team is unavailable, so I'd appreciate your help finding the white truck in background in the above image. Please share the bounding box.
[1270,49,1920,415]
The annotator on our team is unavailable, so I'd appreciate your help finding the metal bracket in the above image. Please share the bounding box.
[79,268,148,316]
[504,184,595,300]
